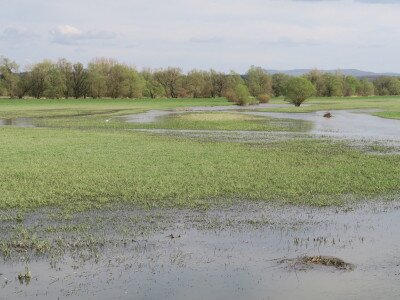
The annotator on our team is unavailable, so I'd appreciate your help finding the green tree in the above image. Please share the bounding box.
[343,75,360,97]
[14,73,32,99]
[0,57,19,98]
[186,70,212,98]
[123,66,145,98]
[322,73,344,97]
[210,70,227,97]
[87,58,116,98]
[29,60,53,99]
[45,65,66,99]
[141,69,164,98]
[107,64,128,98]
[57,58,73,98]
[71,63,88,99]
[305,69,325,97]
[387,78,400,95]
[357,79,374,96]
[284,77,316,107]
[234,83,251,106]
[373,77,400,96]
[154,67,182,98]
[245,66,272,97]
[272,73,290,97]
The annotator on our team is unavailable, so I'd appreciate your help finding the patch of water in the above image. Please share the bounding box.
[124,108,400,149]
[0,118,35,128]
[1,201,400,299]
[122,104,294,123]
[245,110,400,142]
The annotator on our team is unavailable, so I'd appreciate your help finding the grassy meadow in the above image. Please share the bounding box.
[0,96,399,212]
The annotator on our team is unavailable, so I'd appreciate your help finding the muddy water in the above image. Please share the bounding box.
[0,118,34,128]
[1,202,400,299]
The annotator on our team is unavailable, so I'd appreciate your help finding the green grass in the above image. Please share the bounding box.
[0,98,230,118]
[0,127,399,210]
[374,111,400,120]
[34,111,312,132]
[146,112,312,131]
[2,96,400,121]
[0,96,399,212]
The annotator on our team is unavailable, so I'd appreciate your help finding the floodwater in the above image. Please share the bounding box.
[0,118,34,128]
[1,105,399,299]
[123,107,400,148]
[2,106,399,146]
[245,110,400,142]
[122,104,293,123]
[1,201,400,299]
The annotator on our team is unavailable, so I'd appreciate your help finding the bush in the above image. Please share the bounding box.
[257,94,270,103]
[224,84,253,106]
[224,89,238,102]
[234,84,251,106]
[284,77,316,107]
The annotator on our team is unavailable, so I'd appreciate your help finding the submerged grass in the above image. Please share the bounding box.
[0,126,399,211]
[124,112,313,132]
[34,111,312,132]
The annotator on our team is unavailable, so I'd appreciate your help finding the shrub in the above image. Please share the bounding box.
[284,77,316,107]
[224,89,238,102]
[234,84,251,106]
[257,94,270,103]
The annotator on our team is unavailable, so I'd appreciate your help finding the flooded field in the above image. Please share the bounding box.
[1,201,400,299]
[1,100,399,299]
[245,110,400,142]
[122,106,400,152]
[124,107,398,139]
[122,104,294,124]
[2,105,399,147]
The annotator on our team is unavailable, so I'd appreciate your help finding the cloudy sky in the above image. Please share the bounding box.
[1,0,400,72]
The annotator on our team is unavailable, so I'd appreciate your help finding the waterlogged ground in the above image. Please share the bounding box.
[1,103,399,146]
[1,201,400,299]
[1,99,400,299]
[123,106,400,146]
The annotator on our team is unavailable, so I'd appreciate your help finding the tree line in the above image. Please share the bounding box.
[1,56,399,103]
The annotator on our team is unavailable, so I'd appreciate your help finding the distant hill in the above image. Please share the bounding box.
[265,69,400,78]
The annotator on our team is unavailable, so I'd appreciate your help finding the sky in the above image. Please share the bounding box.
[1,0,400,72]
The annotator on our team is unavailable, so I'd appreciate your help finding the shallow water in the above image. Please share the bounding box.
[245,110,400,142]
[1,201,400,299]
[123,108,400,149]
[123,104,292,123]
[0,118,34,128]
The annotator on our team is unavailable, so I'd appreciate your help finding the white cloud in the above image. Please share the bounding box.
[1,0,400,72]
[50,25,116,45]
